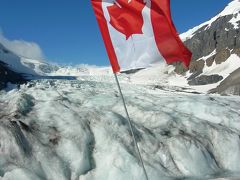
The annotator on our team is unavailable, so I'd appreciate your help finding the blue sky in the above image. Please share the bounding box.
[0,0,231,66]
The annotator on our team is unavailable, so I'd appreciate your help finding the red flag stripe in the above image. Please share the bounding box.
[151,0,192,67]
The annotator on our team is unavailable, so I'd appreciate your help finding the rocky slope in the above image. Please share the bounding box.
[177,0,240,95]
[0,42,60,90]
[0,44,26,89]
[0,61,26,90]
[210,67,240,95]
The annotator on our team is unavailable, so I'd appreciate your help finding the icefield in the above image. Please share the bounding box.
[1,77,240,180]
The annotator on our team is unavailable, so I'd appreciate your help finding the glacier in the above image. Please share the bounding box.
[1,75,240,180]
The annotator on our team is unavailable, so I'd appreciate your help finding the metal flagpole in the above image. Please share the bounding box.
[114,73,149,180]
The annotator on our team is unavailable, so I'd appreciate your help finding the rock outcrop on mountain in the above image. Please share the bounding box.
[0,42,61,90]
[177,0,240,95]
[210,67,240,95]
[0,62,26,90]
[0,61,25,90]
[188,74,223,86]
[0,44,27,90]
[184,17,239,62]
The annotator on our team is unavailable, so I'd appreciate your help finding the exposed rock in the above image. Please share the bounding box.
[0,61,25,90]
[176,11,240,89]
[232,48,240,57]
[215,49,231,64]
[189,59,205,73]
[121,68,144,74]
[173,59,205,77]
[187,71,203,81]
[38,64,59,74]
[0,82,4,90]
[173,62,188,74]
[188,75,223,86]
[210,68,240,95]
[206,55,216,67]
[184,15,240,61]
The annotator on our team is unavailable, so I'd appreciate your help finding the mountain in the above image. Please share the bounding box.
[177,0,240,95]
[0,43,28,89]
[0,61,25,90]
[0,42,61,90]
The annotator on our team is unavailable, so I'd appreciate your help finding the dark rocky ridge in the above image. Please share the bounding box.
[188,75,223,86]
[0,43,26,90]
[0,43,29,90]
[174,11,240,94]
[177,14,240,74]
[184,15,240,61]
[0,61,26,90]
[210,68,240,95]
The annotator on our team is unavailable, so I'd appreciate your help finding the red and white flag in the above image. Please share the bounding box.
[91,0,192,73]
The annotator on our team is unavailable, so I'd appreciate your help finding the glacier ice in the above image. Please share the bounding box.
[0,78,240,180]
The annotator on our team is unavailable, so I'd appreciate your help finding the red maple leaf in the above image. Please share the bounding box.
[107,0,146,40]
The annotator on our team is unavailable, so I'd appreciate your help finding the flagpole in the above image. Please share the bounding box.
[114,73,149,180]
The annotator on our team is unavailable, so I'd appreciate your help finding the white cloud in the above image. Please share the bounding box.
[0,30,44,60]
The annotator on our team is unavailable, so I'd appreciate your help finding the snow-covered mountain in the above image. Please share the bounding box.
[0,42,59,77]
[177,0,240,95]
[0,42,63,90]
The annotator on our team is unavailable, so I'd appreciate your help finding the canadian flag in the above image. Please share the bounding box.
[91,0,192,73]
